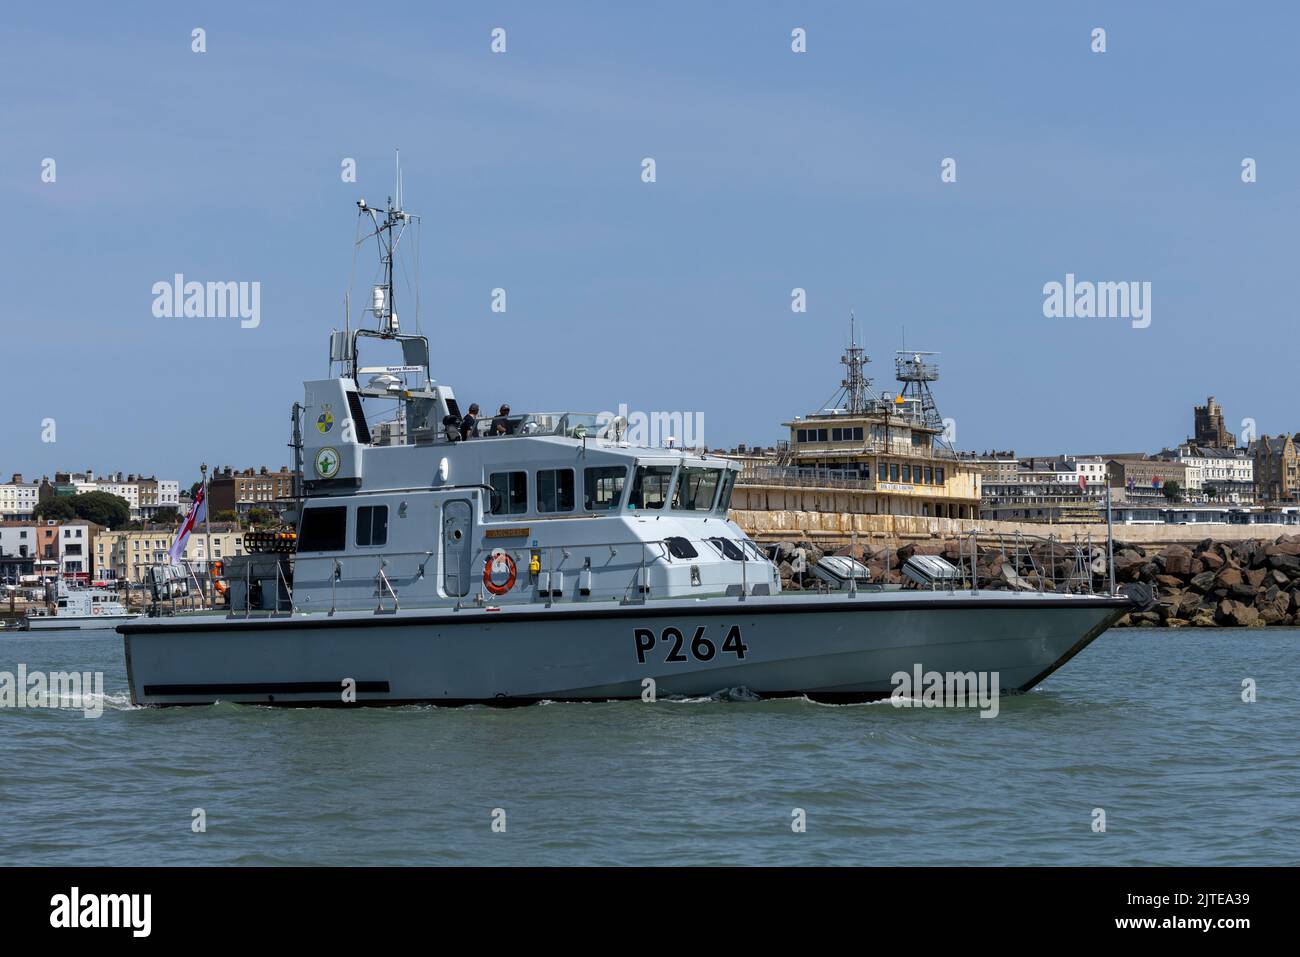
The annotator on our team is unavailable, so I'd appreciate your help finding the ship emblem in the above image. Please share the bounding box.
[315,447,341,479]
[317,409,335,434]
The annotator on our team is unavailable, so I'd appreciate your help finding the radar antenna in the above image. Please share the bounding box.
[894,349,946,437]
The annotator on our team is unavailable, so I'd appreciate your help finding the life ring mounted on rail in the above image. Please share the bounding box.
[91,606,102,616]
[483,551,517,595]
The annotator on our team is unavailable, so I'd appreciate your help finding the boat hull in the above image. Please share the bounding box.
[120,592,1131,706]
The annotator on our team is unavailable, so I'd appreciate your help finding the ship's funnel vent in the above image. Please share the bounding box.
[346,389,372,445]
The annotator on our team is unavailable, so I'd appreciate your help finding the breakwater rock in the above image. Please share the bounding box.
[763,534,1300,627]
[1109,535,1300,628]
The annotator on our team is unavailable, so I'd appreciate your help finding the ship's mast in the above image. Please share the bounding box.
[840,311,871,413]
[819,311,873,413]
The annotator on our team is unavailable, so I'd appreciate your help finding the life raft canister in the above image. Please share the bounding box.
[483,551,517,595]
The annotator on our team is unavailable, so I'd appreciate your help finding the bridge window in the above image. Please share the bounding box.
[715,470,736,514]
[584,466,627,511]
[536,469,575,513]
[489,471,528,515]
[672,468,722,511]
[356,505,388,547]
[298,506,347,552]
[628,466,675,510]
[707,537,744,560]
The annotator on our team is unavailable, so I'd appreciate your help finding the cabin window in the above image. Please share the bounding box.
[628,466,675,510]
[671,467,722,511]
[832,428,842,441]
[853,427,864,441]
[796,429,807,442]
[298,506,347,552]
[707,537,745,560]
[715,470,736,514]
[536,469,576,513]
[584,466,627,511]
[817,429,829,442]
[666,536,698,559]
[356,505,389,547]
[489,471,528,515]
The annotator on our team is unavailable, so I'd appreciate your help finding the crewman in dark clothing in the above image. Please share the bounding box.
[491,404,511,435]
[460,403,479,440]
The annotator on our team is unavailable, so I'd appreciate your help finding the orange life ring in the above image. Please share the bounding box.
[92,606,102,616]
[483,551,517,595]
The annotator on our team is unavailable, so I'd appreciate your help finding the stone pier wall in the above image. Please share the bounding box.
[732,508,1300,548]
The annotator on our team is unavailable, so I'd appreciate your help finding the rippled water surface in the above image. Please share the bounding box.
[1,627,1297,866]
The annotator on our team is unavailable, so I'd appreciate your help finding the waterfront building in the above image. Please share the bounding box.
[728,327,981,524]
[95,522,245,583]
[2,520,90,582]
[57,520,101,585]
[94,475,141,513]
[0,475,40,520]
[1107,457,1190,503]
[0,522,41,584]
[1252,433,1300,503]
[207,465,295,517]
[1154,444,1254,502]
[978,454,1108,522]
[0,522,37,561]
[34,471,182,521]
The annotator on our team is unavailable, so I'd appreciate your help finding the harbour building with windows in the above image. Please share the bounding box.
[728,324,981,526]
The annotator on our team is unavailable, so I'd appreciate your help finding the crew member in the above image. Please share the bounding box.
[460,403,479,440]
[491,404,511,435]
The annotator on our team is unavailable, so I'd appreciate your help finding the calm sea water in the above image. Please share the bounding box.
[1,626,1297,866]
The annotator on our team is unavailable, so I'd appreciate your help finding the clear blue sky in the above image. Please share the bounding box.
[2,1,1297,483]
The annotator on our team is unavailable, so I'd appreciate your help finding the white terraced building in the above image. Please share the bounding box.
[1154,444,1254,502]
[0,475,41,520]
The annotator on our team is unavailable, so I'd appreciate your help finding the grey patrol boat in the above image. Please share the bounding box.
[120,189,1135,707]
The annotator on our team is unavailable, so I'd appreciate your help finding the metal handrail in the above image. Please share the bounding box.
[375,559,399,613]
